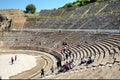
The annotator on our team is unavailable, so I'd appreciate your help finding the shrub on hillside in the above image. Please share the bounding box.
[97,0,104,2]
[59,0,100,9]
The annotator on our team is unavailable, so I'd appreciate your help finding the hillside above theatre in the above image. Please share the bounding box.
[0,0,120,30]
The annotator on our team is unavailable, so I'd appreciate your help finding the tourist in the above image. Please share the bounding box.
[68,49,72,58]
[70,59,76,68]
[65,53,69,60]
[57,60,62,69]
[50,66,55,74]
[15,55,17,61]
[86,56,94,65]
[61,47,65,55]
[64,46,67,51]
[65,61,70,71]
[56,61,59,69]
[11,56,14,64]
[79,57,87,65]
[41,68,45,78]
[59,64,66,72]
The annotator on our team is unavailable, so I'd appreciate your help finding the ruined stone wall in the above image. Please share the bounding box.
[11,17,26,29]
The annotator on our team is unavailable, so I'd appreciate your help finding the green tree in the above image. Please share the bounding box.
[64,3,73,8]
[26,4,36,13]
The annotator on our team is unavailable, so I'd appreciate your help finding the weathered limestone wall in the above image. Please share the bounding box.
[11,17,26,29]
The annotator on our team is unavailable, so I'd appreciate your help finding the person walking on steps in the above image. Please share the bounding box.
[41,68,44,78]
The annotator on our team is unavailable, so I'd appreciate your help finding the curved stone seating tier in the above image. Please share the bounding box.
[87,2,108,14]
[73,45,98,58]
[37,0,120,18]
[39,9,64,17]
[78,44,93,57]
[69,48,80,65]
[92,45,101,55]
[98,40,119,54]
[30,51,56,79]
[91,52,104,67]
[74,16,95,29]
[70,47,80,60]
[95,43,106,58]
[24,22,36,28]
[108,35,120,39]
[70,12,119,29]
[1,31,64,48]
[68,48,76,60]
[96,43,115,65]
[90,45,103,62]
[94,45,105,59]
[76,43,98,57]
[61,10,75,18]
[84,46,94,57]
[28,13,118,29]
[100,41,118,56]
[89,42,115,66]
[32,51,58,79]
[74,5,90,15]
[101,0,120,13]
[97,41,120,62]
[100,40,120,62]
[73,47,82,59]
[86,45,96,57]
[101,40,120,52]
[83,46,92,57]
[87,45,97,57]
[105,38,120,44]
[108,36,120,40]
[102,39,119,47]
[104,38,120,50]
[96,42,111,56]
[72,44,106,69]
[23,12,120,29]
[77,48,84,59]
[99,53,115,66]
[79,46,90,58]
[77,46,88,58]
[35,19,57,29]
[77,47,86,58]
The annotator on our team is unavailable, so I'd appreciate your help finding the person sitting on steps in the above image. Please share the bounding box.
[79,57,87,65]
[86,56,94,65]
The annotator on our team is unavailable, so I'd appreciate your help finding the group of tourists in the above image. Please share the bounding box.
[60,46,72,60]
[40,66,55,78]
[40,43,95,78]
[11,55,17,64]
[58,59,76,73]
[56,60,62,69]
[79,56,94,65]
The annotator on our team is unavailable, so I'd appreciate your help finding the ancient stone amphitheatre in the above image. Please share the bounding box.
[0,0,120,79]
